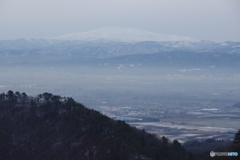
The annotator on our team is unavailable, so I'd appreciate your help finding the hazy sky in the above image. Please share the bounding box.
[0,0,239,42]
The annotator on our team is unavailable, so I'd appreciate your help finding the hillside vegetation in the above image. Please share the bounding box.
[0,91,192,160]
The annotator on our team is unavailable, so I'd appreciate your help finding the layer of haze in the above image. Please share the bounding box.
[0,0,240,42]
[0,63,240,107]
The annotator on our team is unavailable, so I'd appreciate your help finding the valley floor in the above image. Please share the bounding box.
[90,100,240,143]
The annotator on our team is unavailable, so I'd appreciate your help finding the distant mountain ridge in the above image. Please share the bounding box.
[0,27,239,64]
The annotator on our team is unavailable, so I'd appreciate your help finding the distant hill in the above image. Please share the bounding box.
[0,91,191,160]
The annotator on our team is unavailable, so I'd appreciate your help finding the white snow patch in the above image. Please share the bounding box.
[179,68,201,72]
[188,68,201,71]
[116,64,124,69]
[232,45,240,48]
[202,108,218,111]
[50,26,198,42]
[220,43,228,46]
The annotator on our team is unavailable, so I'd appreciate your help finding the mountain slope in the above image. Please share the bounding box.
[51,26,197,42]
[0,91,191,160]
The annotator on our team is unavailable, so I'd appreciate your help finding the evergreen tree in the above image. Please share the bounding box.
[15,91,21,102]
[6,90,16,102]
[21,92,28,104]
[162,136,168,145]
[0,93,5,101]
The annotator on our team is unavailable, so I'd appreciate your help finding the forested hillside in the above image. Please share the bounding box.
[0,91,191,160]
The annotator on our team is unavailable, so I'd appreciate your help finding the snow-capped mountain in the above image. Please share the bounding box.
[51,26,198,42]
[0,27,239,61]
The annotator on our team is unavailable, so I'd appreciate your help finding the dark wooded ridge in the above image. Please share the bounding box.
[0,90,191,160]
